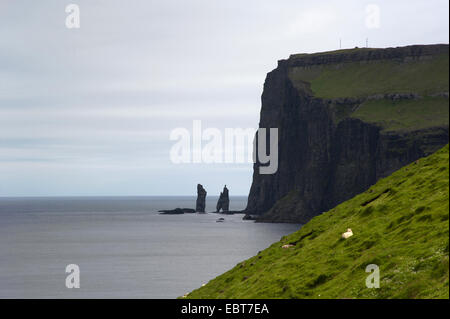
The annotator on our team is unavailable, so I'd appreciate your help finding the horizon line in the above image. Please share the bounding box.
[0,194,249,198]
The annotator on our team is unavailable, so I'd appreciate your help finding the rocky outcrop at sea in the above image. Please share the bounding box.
[196,184,207,213]
[216,185,229,213]
[159,208,196,215]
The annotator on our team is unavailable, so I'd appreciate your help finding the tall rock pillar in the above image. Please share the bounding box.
[216,185,230,213]
[196,184,207,213]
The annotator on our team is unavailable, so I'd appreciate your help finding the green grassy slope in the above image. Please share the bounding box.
[350,96,449,132]
[186,145,449,299]
[289,53,449,99]
[288,49,449,132]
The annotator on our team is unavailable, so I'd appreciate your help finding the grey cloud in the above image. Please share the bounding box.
[0,0,448,196]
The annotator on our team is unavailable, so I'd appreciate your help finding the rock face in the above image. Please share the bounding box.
[159,208,196,215]
[216,185,230,213]
[245,44,449,224]
[196,184,207,213]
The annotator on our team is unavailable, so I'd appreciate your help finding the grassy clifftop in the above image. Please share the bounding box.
[288,47,449,99]
[187,145,449,299]
[290,53,449,99]
[287,46,449,132]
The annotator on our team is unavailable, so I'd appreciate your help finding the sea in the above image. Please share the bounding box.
[0,196,301,298]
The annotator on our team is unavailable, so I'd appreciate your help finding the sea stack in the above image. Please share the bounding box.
[196,184,207,213]
[216,185,229,213]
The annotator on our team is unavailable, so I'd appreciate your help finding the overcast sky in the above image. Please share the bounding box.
[0,0,448,196]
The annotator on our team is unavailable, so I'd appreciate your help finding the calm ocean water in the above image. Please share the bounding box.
[0,196,300,298]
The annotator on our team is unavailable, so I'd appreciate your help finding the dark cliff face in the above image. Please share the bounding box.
[245,44,449,223]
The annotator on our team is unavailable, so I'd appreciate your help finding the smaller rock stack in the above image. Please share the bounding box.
[196,184,207,213]
[216,185,229,213]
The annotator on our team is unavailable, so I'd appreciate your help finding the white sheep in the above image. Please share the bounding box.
[342,228,353,239]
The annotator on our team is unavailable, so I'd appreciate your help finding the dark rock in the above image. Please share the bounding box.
[159,208,195,215]
[196,184,207,213]
[160,184,206,215]
[159,208,184,215]
[216,185,230,213]
[245,44,449,224]
[210,210,244,215]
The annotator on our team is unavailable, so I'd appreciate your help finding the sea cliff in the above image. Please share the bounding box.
[245,44,449,223]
